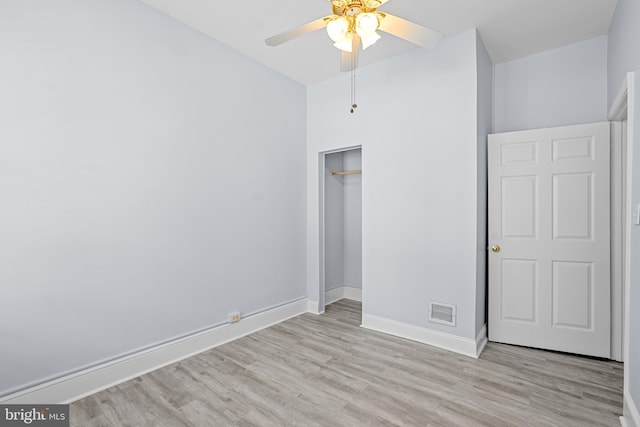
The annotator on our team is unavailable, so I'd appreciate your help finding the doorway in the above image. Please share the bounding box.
[320,147,362,310]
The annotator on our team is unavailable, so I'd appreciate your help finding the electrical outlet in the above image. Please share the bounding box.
[228,312,241,323]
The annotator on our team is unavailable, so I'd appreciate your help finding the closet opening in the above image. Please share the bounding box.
[320,147,362,312]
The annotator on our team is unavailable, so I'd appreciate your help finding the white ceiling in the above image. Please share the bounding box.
[140,0,618,86]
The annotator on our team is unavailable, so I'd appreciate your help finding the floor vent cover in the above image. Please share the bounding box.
[428,302,456,326]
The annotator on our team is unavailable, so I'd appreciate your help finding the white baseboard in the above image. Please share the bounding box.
[622,391,640,427]
[361,314,486,359]
[476,325,488,356]
[325,287,344,305]
[0,298,308,405]
[325,285,362,305]
[307,299,323,315]
[342,286,362,302]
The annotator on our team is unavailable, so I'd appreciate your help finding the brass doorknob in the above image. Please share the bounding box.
[491,245,501,253]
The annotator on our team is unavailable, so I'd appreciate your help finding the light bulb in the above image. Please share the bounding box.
[326,16,349,43]
[356,12,378,38]
[361,31,381,50]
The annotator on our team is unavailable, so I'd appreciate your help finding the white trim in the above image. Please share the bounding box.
[611,120,625,362]
[622,391,640,427]
[610,78,630,121]
[0,298,308,405]
[325,287,344,305]
[361,314,486,359]
[325,285,362,305]
[621,72,637,426]
[609,72,635,365]
[318,152,326,311]
[623,72,635,400]
[307,299,323,315]
[476,324,488,356]
[342,286,362,302]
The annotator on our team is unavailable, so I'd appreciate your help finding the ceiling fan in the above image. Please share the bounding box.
[265,0,443,72]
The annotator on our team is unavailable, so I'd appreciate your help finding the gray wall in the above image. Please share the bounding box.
[307,30,484,339]
[323,149,362,291]
[494,36,608,133]
[608,0,640,415]
[342,149,362,288]
[0,0,306,396]
[475,33,493,335]
[324,152,345,290]
[608,0,640,106]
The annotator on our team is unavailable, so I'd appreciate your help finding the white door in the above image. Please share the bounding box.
[488,122,611,358]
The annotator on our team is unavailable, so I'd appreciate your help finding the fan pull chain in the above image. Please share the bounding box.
[350,51,357,114]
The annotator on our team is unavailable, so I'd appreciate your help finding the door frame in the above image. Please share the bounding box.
[318,145,362,312]
[608,71,635,363]
[610,120,626,362]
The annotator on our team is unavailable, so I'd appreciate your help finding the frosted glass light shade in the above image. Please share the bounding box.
[327,16,349,42]
[355,12,378,38]
[333,32,354,52]
[361,31,381,50]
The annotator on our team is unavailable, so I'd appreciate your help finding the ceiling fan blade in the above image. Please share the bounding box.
[265,16,332,47]
[378,13,443,49]
[340,35,361,72]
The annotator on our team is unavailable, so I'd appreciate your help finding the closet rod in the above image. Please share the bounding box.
[331,169,362,176]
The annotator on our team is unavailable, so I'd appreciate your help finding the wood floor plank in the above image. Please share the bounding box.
[71,299,623,426]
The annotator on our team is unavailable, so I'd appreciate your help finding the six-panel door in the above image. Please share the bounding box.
[488,122,610,358]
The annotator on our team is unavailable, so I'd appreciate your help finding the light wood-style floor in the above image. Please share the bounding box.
[71,300,623,426]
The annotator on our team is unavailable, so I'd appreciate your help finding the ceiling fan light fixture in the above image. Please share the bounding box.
[326,16,349,42]
[361,31,381,50]
[333,32,354,52]
[355,12,379,38]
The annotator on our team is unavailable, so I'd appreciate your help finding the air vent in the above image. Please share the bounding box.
[428,302,456,326]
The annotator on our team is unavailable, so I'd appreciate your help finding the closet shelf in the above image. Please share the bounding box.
[331,169,362,176]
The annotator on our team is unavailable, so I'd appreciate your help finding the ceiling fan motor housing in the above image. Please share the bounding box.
[329,0,383,45]
[331,0,382,16]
